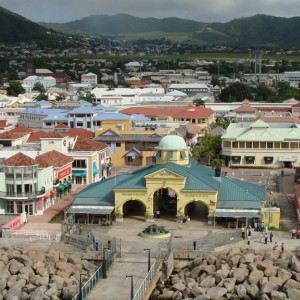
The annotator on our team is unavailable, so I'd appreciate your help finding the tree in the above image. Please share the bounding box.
[34,92,48,101]
[76,89,96,103]
[193,98,206,106]
[214,116,230,129]
[211,76,220,86]
[192,135,222,165]
[32,82,46,93]
[219,82,252,102]
[6,81,25,96]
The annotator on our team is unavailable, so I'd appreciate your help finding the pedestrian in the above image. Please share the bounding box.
[281,242,285,252]
[193,240,197,250]
[247,229,251,245]
[270,232,273,243]
[156,210,160,219]
[281,169,284,177]
[254,222,258,232]
[260,232,265,243]
[107,240,111,250]
[264,232,268,244]
[79,225,82,235]
[95,239,99,251]
[241,226,245,240]
[297,228,300,239]
[291,228,296,239]
[273,242,279,251]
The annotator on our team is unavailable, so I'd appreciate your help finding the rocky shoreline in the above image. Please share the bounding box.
[151,246,300,300]
[0,246,98,300]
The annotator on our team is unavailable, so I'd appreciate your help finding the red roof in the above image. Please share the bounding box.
[0,120,11,129]
[10,126,33,133]
[120,105,214,119]
[54,123,69,129]
[27,130,47,142]
[73,136,108,151]
[0,131,23,140]
[36,150,73,168]
[67,128,94,139]
[41,132,67,139]
[2,152,38,166]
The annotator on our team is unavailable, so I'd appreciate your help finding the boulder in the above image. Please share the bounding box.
[222,278,236,293]
[62,285,79,300]
[290,256,300,273]
[248,269,264,285]
[287,289,300,300]
[235,284,247,298]
[270,290,287,300]
[199,275,215,288]
[232,267,249,282]
[260,281,278,294]
[206,287,227,300]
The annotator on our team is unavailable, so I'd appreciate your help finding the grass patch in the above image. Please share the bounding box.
[50,213,64,223]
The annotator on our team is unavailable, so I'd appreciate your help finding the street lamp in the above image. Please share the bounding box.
[144,248,151,272]
[125,275,134,300]
[268,191,273,228]
[79,273,86,300]
[102,247,110,279]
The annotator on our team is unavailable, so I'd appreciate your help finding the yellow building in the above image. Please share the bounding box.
[94,119,199,167]
[69,135,266,226]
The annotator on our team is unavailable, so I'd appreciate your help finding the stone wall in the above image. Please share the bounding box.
[0,246,98,300]
[150,246,300,300]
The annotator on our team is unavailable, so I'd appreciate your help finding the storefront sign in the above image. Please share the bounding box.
[2,215,22,230]
[57,166,71,180]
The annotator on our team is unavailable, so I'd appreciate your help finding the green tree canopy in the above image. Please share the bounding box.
[6,81,25,96]
[34,92,48,101]
[193,98,206,106]
[219,82,252,102]
[32,82,46,93]
[192,135,222,165]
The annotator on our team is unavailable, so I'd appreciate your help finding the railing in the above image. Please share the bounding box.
[223,147,300,152]
[0,188,46,198]
[11,230,49,238]
[132,260,159,300]
[71,239,116,300]
[29,234,51,242]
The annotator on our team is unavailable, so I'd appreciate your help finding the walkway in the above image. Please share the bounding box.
[84,217,300,300]
[17,185,86,238]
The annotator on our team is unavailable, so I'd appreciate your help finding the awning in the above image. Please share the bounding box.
[50,190,56,196]
[72,170,87,176]
[58,184,65,191]
[93,162,99,175]
[68,206,114,214]
[214,209,261,218]
[279,156,297,162]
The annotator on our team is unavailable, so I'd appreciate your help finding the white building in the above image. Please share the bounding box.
[23,76,56,89]
[81,72,98,86]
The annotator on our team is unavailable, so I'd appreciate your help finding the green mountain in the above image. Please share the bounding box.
[0,6,55,43]
[40,13,204,35]
[40,13,300,48]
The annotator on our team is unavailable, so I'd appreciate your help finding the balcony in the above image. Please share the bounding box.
[0,187,46,199]
[222,147,300,153]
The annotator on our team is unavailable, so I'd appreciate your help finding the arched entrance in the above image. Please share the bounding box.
[185,201,209,222]
[153,188,178,219]
[123,200,146,221]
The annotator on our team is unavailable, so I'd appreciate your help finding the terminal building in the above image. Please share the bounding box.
[68,135,266,227]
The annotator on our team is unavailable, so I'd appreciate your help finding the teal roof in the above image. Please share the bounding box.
[74,159,264,210]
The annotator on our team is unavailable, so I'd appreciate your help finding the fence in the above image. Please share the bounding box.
[71,238,117,300]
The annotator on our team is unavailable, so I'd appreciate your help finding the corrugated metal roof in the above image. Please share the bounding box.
[215,210,261,218]
[68,207,114,214]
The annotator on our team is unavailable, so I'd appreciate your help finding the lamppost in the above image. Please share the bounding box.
[79,273,86,300]
[144,248,151,272]
[268,191,273,228]
[102,247,110,279]
[125,275,134,300]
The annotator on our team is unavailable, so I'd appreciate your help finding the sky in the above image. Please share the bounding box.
[1,0,300,23]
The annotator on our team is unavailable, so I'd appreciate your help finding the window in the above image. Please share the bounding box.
[72,160,87,168]
[245,156,255,164]
[167,151,173,159]
[116,143,121,147]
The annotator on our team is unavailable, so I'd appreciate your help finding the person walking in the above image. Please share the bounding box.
[156,210,160,219]
[281,242,285,252]
[264,232,268,244]
[291,228,296,239]
[193,240,197,250]
[247,229,251,245]
[270,232,273,243]
[241,227,245,240]
[273,242,279,251]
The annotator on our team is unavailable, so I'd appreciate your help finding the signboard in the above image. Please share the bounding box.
[2,215,22,230]
[57,166,71,180]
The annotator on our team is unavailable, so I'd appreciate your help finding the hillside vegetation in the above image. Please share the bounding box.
[40,13,300,48]
[0,6,55,43]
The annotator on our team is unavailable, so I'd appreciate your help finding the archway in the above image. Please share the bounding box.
[185,200,209,222]
[153,187,178,219]
[122,200,146,221]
